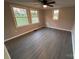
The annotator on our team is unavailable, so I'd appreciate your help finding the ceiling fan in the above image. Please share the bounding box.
[38,0,56,8]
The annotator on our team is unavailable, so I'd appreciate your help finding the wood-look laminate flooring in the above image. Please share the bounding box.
[5,27,73,59]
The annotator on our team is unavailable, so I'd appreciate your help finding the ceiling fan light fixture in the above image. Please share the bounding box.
[43,5,47,8]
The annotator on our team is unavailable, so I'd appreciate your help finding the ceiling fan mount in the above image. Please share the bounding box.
[38,0,56,7]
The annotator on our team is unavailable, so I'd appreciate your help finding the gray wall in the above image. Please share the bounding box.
[4,1,45,40]
[44,7,75,31]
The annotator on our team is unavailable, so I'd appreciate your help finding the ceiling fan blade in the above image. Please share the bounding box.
[47,1,55,4]
[38,0,47,4]
[47,4,53,7]
[38,0,47,2]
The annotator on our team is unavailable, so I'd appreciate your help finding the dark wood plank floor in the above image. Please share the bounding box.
[5,27,73,59]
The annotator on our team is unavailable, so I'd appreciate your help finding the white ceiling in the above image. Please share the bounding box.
[5,0,75,9]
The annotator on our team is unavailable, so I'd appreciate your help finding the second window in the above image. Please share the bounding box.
[30,10,39,24]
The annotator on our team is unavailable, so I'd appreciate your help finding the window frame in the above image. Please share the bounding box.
[53,9,60,20]
[30,9,40,24]
[11,5,30,28]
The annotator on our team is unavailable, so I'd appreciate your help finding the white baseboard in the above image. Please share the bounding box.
[47,26,71,32]
[5,26,71,42]
[5,26,44,42]
[4,46,11,59]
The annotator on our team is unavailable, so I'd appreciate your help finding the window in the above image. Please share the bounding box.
[12,7,29,27]
[53,9,59,20]
[30,10,39,24]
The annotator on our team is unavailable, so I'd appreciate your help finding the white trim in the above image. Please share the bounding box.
[5,26,44,42]
[71,26,75,57]
[47,26,71,32]
[4,46,11,59]
[5,26,71,42]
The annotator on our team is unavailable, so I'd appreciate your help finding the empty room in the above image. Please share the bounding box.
[4,0,75,59]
